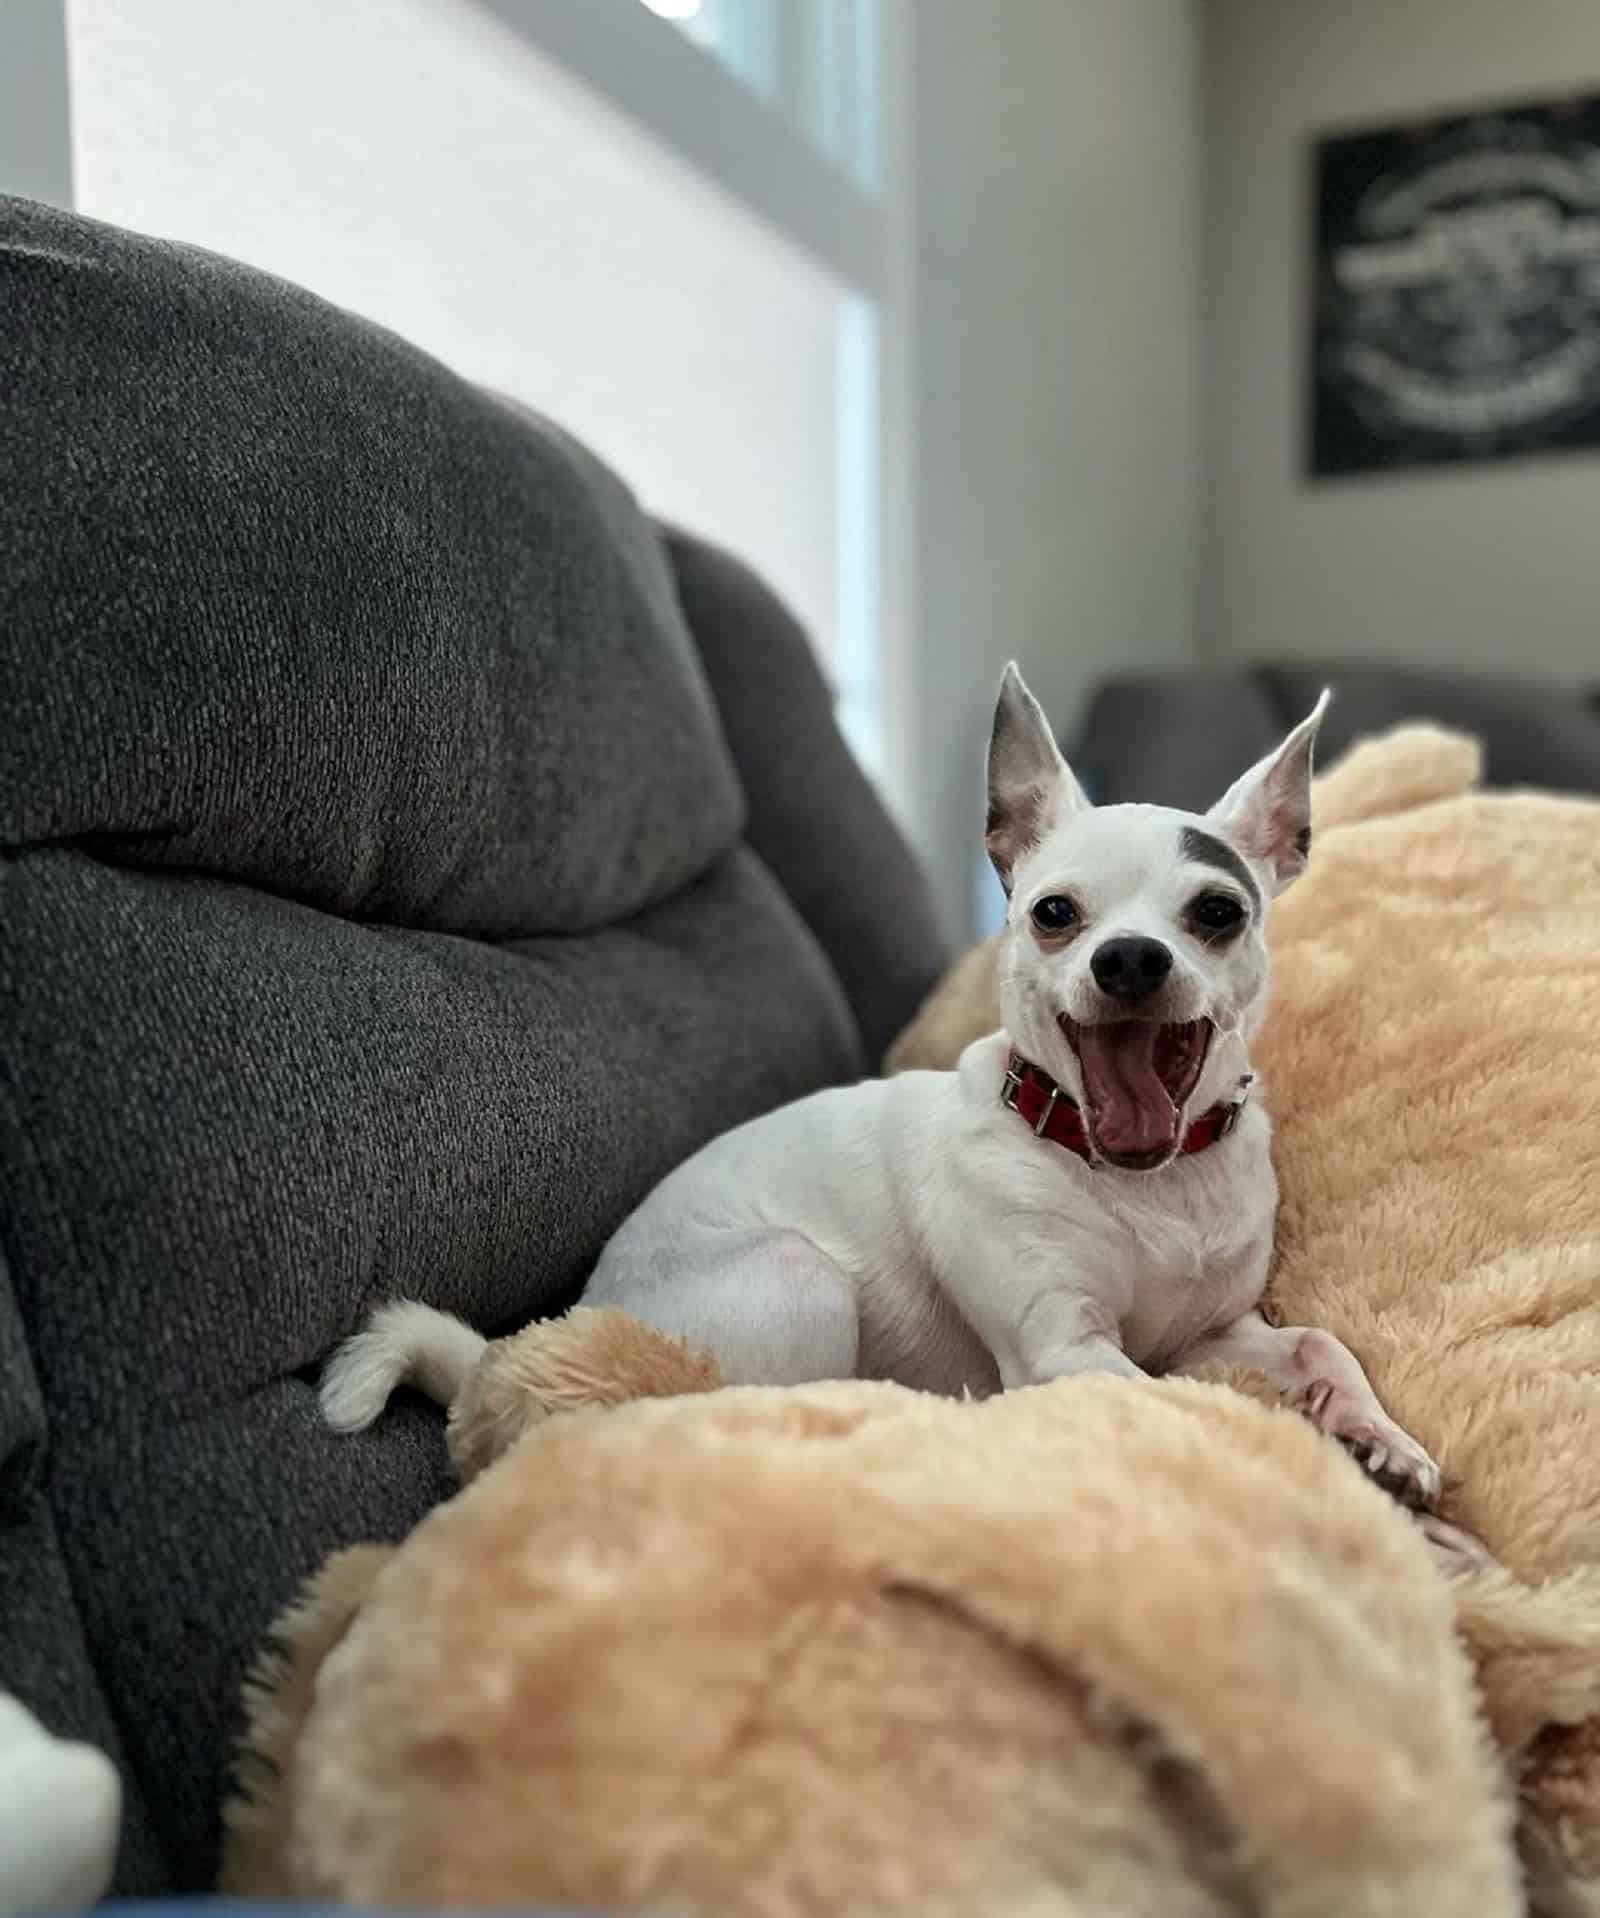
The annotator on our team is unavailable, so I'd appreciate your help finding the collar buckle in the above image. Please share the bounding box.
[1001,1055,1063,1136]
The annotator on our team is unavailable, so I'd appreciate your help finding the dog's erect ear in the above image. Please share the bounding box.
[985,663,1090,893]
[1208,690,1331,894]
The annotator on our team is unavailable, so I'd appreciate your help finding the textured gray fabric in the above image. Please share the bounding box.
[0,195,938,1894]
[0,195,741,938]
[1075,664,1600,810]
[662,528,949,1064]
[0,1512,169,1894]
[0,1256,165,1889]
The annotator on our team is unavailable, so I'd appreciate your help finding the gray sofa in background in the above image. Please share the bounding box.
[0,195,947,1893]
[1073,663,1600,808]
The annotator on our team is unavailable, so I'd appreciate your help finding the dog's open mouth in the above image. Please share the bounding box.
[1060,1017,1213,1170]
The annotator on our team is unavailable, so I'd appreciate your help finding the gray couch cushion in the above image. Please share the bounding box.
[0,197,940,1892]
[1,197,740,938]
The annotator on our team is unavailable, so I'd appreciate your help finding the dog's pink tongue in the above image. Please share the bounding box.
[1074,1024,1178,1159]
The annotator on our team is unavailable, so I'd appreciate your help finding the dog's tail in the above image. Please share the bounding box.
[319,1300,487,1433]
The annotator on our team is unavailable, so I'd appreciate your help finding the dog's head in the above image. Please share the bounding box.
[986,664,1328,1170]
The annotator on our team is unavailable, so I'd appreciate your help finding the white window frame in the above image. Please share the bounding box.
[479,0,884,292]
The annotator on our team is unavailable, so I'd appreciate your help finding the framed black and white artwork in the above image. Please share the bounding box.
[1309,92,1600,477]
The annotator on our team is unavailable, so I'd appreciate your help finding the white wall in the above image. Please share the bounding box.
[1205,0,1600,679]
[908,0,1204,934]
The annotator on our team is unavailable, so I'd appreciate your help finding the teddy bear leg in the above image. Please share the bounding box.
[221,1544,397,1896]
[447,1306,724,1482]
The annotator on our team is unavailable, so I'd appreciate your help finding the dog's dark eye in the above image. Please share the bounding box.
[1191,892,1246,935]
[1030,894,1078,935]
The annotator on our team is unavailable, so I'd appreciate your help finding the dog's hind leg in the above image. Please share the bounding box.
[586,1228,861,1391]
[1170,1309,1444,1510]
[449,1232,860,1481]
[1170,1308,1495,1573]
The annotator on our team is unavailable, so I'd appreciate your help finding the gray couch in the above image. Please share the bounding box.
[0,197,947,1893]
[1073,663,1600,808]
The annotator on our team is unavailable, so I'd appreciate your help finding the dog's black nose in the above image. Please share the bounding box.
[1091,937,1173,1003]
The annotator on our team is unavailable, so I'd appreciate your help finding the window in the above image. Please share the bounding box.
[657,0,882,195]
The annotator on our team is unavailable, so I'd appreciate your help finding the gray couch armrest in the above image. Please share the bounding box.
[662,527,950,1066]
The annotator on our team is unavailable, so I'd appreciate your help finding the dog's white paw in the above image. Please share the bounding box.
[1306,1387,1442,1511]
[1341,1426,1442,1511]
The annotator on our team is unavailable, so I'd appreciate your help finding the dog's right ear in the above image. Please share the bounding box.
[985,663,1090,894]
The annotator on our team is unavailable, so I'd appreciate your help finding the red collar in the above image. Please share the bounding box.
[1000,1050,1245,1166]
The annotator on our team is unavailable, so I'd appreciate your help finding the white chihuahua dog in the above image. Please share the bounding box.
[326,665,1454,1524]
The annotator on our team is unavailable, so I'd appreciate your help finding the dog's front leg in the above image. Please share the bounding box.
[1170,1310,1495,1573]
[999,1287,1145,1390]
[1172,1309,1447,1510]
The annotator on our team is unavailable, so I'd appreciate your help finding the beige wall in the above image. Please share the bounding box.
[910,0,1204,934]
[1204,0,1600,679]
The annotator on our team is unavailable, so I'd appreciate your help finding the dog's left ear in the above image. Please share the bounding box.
[1208,690,1331,894]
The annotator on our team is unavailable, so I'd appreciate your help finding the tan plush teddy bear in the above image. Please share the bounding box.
[227,1356,1523,1917]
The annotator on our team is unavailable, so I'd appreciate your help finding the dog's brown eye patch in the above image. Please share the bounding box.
[1188,891,1247,941]
[1030,893,1080,938]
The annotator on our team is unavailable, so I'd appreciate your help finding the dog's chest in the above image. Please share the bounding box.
[1120,1254,1262,1371]
[1098,1174,1271,1371]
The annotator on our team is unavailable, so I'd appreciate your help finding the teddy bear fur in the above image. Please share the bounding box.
[226,1345,1520,1916]
[222,723,1599,1914]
